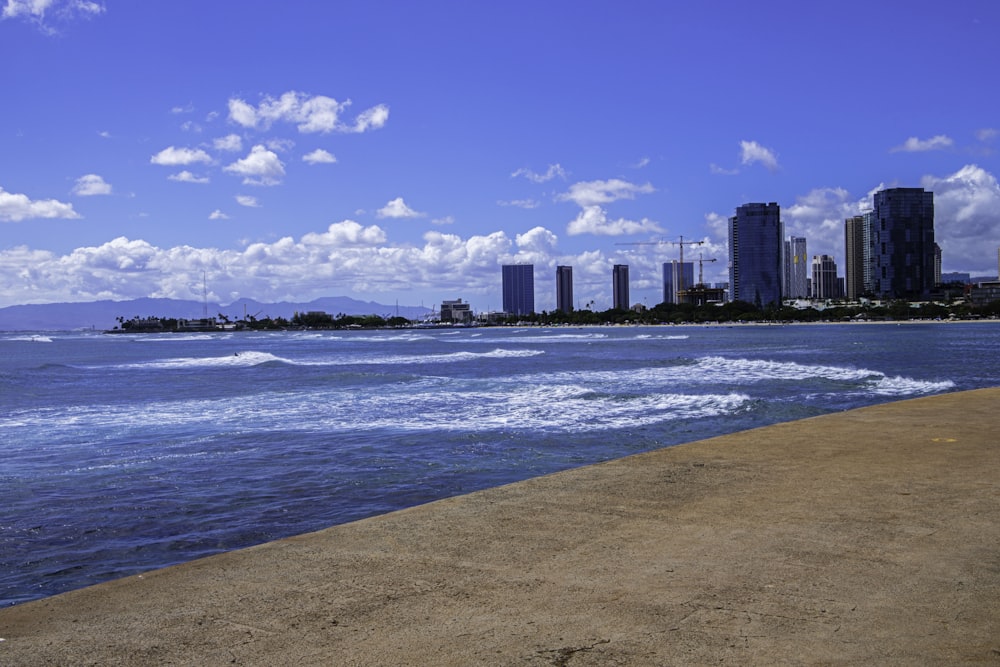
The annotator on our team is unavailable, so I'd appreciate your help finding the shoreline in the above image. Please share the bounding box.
[2,388,998,664]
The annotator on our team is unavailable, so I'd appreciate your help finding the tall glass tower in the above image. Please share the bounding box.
[783,236,808,299]
[502,264,534,316]
[556,265,573,313]
[612,264,629,310]
[728,202,784,307]
[871,188,935,298]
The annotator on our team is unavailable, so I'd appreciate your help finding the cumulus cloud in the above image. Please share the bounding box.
[566,205,663,236]
[71,173,111,196]
[300,220,387,247]
[376,197,424,219]
[224,145,285,186]
[213,134,243,152]
[235,195,260,207]
[150,146,212,166]
[0,220,643,312]
[1,185,81,222]
[922,164,1000,274]
[891,135,954,153]
[511,163,567,183]
[740,140,779,171]
[208,210,229,220]
[557,179,655,207]
[303,148,336,164]
[227,91,388,134]
[168,171,210,184]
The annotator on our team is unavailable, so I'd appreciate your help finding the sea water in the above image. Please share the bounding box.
[2,322,997,607]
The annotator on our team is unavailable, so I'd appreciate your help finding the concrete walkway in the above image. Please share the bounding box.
[2,389,999,666]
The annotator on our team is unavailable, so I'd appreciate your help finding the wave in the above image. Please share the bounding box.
[108,351,287,370]
[7,335,53,342]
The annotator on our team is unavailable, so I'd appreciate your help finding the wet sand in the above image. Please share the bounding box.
[2,388,998,665]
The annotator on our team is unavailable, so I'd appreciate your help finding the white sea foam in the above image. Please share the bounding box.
[7,335,53,342]
[870,375,956,396]
[2,380,750,437]
[112,351,286,369]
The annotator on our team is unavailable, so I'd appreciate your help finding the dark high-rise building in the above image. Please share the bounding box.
[612,264,629,310]
[662,261,694,304]
[871,188,935,298]
[844,214,871,300]
[728,202,784,307]
[784,236,808,298]
[502,264,534,316]
[811,254,839,299]
[556,265,573,313]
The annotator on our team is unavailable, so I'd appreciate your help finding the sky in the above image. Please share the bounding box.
[2,0,1000,313]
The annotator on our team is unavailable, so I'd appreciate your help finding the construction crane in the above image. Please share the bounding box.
[615,236,705,293]
[695,253,717,287]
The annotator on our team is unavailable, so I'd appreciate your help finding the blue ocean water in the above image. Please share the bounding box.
[2,322,998,607]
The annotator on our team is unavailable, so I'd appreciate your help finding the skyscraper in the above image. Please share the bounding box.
[502,264,534,316]
[844,214,870,300]
[556,265,573,313]
[811,254,838,299]
[662,261,694,304]
[871,188,935,299]
[612,264,629,310]
[729,202,784,307]
[783,236,808,299]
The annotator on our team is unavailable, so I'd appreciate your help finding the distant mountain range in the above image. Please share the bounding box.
[0,297,432,331]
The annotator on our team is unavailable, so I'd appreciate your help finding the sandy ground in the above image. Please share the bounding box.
[2,388,998,666]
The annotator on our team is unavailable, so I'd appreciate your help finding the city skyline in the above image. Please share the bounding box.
[3,2,1000,313]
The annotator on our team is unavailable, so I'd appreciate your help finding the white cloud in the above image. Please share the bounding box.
[213,134,243,152]
[168,171,210,184]
[266,137,295,152]
[497,199,540,209]
[432,215,455,225]
[566,205,663,236]
[0,185,81,222]
[208,210,229,220]
[633,157,651,169]
[71,173,111,196]
[557,179,655,207]
[224,145,285,186]
[515,226,558,254]
[740,140,779,171]
[891,135,954,153]
[303,148,336,164]
[2,0,104,32]
[171,103,194,115]
[376,197,424,219]
[150,146,212,166]
[350,104,390,133]
[301,220,387,247]
[235,195,260,207]
[922,164,1000,274]
[709,163,739,176]
[0,221,672,311]
[227,91,388,134]
[511,163,567,183]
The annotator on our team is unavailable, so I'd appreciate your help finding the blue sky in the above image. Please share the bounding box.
[2,0,999,312]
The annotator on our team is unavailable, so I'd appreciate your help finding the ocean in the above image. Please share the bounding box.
[2,322,998,608]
